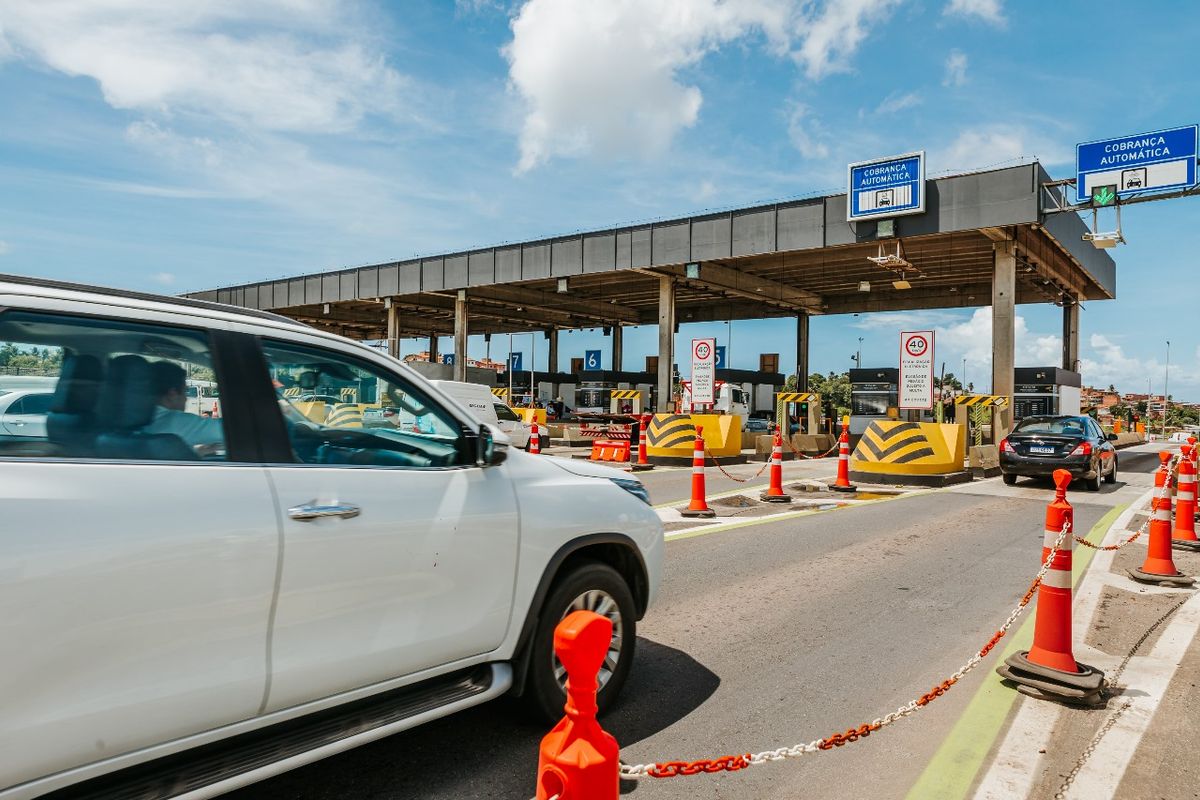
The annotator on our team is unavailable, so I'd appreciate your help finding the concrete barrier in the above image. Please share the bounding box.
[645,413,744,464]
[1113,432,1144,449]
[792,433,835,456]
[969,444,1001,478]
[850,421,969,486]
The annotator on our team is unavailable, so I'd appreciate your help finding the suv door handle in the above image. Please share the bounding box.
[288,502,361,521]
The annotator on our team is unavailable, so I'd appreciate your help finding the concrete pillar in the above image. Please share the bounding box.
[546,328,559,374]
[453,291,468,382]
[386,300,400,359]
[1062,300,1080,372]
[611,325,623,372]
[657,276,675,412]
[428,333,439,364]
[992,241,1016,440]
[795,312,809,391]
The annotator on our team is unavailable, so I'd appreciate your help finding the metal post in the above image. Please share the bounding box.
[386,299,400,359]
[428,333,439,364]
[657,276,675,412]
[992,240,1017,441]
[546,329,559,375]
[1164,340,1170,436]
[795,312,809,392]
[612,325,623,372]
[1061,300,1080,372]
[453,290,468,382]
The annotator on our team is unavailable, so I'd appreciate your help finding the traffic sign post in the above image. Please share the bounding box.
[847,151,926,222]
[584,350,601,371]
[690,338,716,407]
[899,330,934,410]
[1076,125,1198,199]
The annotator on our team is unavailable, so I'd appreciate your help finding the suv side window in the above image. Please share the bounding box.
[262,339,472,468]
[0,309,229,461]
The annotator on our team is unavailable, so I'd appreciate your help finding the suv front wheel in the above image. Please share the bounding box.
[525,561,637,722]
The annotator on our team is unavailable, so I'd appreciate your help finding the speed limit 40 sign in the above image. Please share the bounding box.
[899,330,934,410]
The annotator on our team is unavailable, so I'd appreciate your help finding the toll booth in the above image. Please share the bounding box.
[1013,368,1082,420]
[609,389,645,415]
[775,392,822,434]
[849,368,899,436]
[498,370,575,409]
[575,370,656,414]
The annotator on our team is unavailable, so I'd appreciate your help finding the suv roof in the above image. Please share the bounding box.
[0,272,306,329]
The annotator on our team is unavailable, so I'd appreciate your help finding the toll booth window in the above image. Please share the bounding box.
[262,339,470,468]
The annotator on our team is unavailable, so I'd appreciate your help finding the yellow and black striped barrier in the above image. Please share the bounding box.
[282,387,301,398]
[775,392,818,404]
[645,413,742,461]
[953,394,1009,407]
[491,387,509,399]
[850,421,966,477]
[326,403,365,428]
[646,414,695,450]
[339,387,358,402]
[611,389,642,400]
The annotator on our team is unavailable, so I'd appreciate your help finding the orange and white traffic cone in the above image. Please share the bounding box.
[681,425,715,518]
[997,469,1105,705]
[830,424,856,492]
[1130,451,1195,585]
[761,425,791,503]
[629,413,654,472]
[529,420,541,455]
[1173,444,1200,550]
[535,610,619,800]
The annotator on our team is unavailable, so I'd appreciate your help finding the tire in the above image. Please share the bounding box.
[1085,469,1101,492]
[525,561,637,723]
[1104,456,1117,484]
[1003,473,1017,486]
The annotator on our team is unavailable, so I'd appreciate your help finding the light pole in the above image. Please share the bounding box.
[962,357,967,397]
[855,337,863,369]
[1164,340,1170,436]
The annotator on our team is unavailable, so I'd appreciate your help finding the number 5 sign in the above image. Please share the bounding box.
[899,330,934,410]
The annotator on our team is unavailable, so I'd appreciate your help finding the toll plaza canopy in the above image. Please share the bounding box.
[189,162,1115,423]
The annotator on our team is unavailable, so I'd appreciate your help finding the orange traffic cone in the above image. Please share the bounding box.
[830,424,856,492]
[530,420,541,455]
[997,469,1105,705]
[535,610,619,800]
[762,425,791,503]
[681,425,715,518]
[1131,452,1195,584]
[1173,444,1200,550]
[629,413,654,472]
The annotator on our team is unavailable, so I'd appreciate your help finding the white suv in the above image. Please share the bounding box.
[0,274,662,800]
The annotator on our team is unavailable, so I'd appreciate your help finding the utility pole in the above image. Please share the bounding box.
[1164,340,1170,436]
[855,337,863,369]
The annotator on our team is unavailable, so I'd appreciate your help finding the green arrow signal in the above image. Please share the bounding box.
[1092,185,1116,207]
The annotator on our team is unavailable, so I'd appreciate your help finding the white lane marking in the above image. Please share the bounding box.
[971,491,1150,800]
[1063,592,1200,800]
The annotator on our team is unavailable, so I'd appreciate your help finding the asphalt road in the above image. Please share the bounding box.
[229,446,1163,800]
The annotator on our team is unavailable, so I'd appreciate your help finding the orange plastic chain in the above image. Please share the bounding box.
[648,754,752,777]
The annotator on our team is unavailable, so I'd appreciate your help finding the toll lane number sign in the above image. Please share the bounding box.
[691,338,716,405]
[899,330,934,410]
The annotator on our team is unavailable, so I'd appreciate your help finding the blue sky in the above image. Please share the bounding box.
[0,0,1192,397]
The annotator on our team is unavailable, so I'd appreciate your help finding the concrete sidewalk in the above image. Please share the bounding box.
[920,479,1200,800]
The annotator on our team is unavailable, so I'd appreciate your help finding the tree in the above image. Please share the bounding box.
[808,371,852,419]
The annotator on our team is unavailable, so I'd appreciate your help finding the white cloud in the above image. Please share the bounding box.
[786,103,830,159]
[932,124,1071,174]
[792,0,901,80]
[943,49,968,86]
[0,0,405,134]
[0,241,10,256]
[944,0,1006,27]
[503,0,897,172]
[873,90,922,115]
[151,271,176,286]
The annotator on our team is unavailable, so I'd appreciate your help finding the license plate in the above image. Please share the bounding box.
[1029,445,1056,454]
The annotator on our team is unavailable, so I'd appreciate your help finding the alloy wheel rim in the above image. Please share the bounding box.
[553,589,623,692]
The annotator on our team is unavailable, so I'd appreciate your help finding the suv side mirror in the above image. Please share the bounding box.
[476,423,509,466]
[1106,432,1118,441]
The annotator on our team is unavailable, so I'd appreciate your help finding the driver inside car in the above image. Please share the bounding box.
[143,361,225,449]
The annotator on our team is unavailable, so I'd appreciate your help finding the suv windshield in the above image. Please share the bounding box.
[1014,416,1090,436]
[494,403,521,422]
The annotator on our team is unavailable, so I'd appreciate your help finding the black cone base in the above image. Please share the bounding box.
[997,651,1106,706]
[1127,567,1196,587]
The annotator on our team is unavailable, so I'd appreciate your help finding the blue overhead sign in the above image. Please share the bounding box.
[583,350,601,371]
[715,345,726,370]
[509,352,523,372]
[847,151,925,222]
[441,354,455,365]
[1076,125,1198,198]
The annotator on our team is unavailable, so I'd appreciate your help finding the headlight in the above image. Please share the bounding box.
[610,477,651,506]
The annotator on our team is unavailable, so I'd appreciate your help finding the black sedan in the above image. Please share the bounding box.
[999,415,1118,491]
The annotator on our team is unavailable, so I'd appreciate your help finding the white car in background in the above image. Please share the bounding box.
[0,274,662,800]
[0,388,54,438]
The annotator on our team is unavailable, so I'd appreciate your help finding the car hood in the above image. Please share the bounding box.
[544,454,630,481]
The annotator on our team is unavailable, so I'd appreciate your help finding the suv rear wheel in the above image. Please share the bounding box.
[525,561,636,722]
